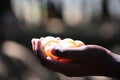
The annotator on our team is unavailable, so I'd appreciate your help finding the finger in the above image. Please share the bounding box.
[31,38,41,56]
[31,38,35,51]
[52,45,88,60]
[31,38,40,51]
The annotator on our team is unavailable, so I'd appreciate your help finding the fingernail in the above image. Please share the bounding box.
[46,56,52,60]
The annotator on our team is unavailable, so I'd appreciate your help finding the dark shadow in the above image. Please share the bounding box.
[47,0,62,19]
[102,0,110,21]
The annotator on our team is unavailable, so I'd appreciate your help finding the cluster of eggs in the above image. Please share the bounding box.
[39,36,85,62]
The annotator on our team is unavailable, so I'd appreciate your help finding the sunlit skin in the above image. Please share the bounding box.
[31,37,120,79]
[33,36,85,62]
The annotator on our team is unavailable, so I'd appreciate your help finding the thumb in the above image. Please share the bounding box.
[52,46,88,60]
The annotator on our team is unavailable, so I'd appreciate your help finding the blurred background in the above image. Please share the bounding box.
[0,0,120,80]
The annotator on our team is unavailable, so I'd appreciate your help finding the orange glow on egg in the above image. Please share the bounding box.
[39,36,85,62]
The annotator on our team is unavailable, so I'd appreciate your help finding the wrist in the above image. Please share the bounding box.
[105,53,120,79]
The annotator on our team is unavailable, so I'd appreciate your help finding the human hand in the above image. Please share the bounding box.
[31,38,120,78]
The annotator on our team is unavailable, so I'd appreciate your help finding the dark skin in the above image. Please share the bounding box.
[31,39,120,79]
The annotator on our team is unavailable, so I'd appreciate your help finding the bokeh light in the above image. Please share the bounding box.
[0,0,120,80]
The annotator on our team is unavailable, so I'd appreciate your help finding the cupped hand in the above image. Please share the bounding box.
[31,38,115,77]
